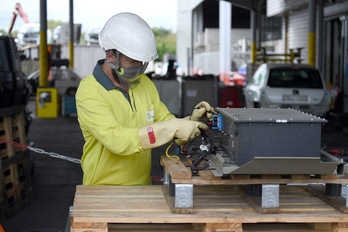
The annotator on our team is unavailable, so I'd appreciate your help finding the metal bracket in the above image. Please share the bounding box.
[163,168,170,185]
[261,184,279,208]
[175,184,193,208]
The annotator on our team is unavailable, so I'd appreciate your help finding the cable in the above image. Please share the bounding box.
[0,138,28,150]
[165,142,180,161]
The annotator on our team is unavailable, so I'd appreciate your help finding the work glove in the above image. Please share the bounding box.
[138,118,209,150]
[187,101,215,121]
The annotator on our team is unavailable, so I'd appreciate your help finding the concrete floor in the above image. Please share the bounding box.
[0,98,347,232]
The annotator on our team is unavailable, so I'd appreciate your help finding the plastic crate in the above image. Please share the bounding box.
[62,95,77,117]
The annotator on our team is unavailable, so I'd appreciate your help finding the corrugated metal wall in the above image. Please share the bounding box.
[288,9,309,64]
[288,8,321,65]
[267,0,307,17]
[267,0,322,65]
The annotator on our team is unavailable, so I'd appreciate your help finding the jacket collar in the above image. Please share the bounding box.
[93,59,117,91]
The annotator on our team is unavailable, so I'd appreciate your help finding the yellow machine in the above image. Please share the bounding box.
[36,88,58,118]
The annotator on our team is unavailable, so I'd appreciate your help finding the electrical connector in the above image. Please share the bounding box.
[211,114,223,131]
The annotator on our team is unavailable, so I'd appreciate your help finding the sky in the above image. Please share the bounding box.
[0,0,178,33]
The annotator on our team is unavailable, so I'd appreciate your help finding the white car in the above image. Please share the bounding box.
[17,23,40,45]
[244,63,331,117]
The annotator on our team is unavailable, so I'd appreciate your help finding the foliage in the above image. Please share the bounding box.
[152,27,176,61]
[47,19,63,32]
[0,29,7,36]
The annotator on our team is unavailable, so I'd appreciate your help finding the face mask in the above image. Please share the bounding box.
[108,50,149,84]
[117,64,148,83]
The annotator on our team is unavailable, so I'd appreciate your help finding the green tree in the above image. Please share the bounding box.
[0,29,7,36]
[152,27,176,61]
[47,19,63,32]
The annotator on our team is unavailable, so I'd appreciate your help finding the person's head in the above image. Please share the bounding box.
[99,12,157,85]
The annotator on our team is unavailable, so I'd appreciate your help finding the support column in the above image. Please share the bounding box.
[39,0,48,87]
[69,0,74,69]
[317,0,324,72]
[308,0,317,66]
[250,10,257,65]
[219,0,231,84]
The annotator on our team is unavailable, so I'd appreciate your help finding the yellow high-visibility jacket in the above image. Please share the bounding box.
[76,60,174,185]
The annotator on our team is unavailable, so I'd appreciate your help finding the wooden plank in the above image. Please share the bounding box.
[244,223,332,232]
[198,169,221,180]
[160,156,192,179]
[12,112,26,145]
[72,222,348,232]
[70,222,107,232]
[332,223,348,232]
[203,223,243,232]
[3,116,15,158]
[108,223,199,232]
[306,184,348,214]
[71,185,348,224]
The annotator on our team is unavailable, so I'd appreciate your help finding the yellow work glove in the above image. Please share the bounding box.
[138,118,209,150]
[187,101,215,121]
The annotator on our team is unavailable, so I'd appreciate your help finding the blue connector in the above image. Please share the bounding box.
[211,114,223,131]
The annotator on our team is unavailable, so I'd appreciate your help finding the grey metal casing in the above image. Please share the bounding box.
[216,108,326,166]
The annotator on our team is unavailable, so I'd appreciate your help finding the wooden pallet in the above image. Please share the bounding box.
[0,105,33,218]
[160,156,348,214]
[70,185,348,232]
[161,156,347,184]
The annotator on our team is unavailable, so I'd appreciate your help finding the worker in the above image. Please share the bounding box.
[75,12,214,186]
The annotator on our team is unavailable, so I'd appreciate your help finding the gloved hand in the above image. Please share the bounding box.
[188,101,215,121]
[138,118,208,150]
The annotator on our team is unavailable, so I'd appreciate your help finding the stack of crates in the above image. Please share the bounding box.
[0,106,33,218]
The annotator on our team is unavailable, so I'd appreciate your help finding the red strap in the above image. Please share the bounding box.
[147,127,156,144]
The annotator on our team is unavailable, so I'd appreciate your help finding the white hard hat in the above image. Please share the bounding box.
[99,12,158,62]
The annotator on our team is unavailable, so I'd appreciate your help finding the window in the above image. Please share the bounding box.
[268,68,323,89]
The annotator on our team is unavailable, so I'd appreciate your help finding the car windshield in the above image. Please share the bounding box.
[268,68,323,89]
